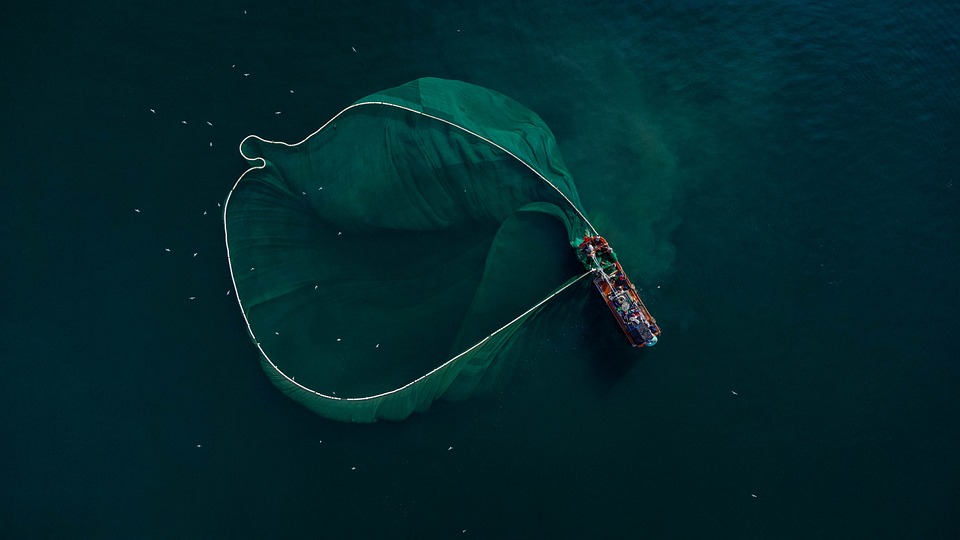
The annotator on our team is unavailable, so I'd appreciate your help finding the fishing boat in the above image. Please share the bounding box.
[578,235,660,347]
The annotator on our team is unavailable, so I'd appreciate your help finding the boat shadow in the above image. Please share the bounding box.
[566,290,654,384]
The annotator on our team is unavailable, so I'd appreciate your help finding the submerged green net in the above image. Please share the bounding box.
[224,77,596,422]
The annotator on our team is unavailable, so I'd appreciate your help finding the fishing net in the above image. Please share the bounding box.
[224,77,596,422]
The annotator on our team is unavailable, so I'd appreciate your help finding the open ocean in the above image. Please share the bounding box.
[2,1,958,537]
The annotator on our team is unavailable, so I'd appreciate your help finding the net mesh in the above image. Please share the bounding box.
[224,78,595,422]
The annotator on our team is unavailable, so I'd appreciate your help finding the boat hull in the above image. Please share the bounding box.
[578,235,660,348]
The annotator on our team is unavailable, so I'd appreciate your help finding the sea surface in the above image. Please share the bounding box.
[2,1,958,537]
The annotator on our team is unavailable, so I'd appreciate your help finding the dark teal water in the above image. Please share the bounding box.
[3,1,958,537]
